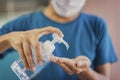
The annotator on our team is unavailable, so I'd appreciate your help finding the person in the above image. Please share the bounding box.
[0,0,118,80]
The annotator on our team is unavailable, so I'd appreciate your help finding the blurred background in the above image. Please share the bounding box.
[0,0,120,80]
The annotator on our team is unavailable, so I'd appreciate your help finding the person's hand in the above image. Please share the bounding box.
[51,56,91,75]
[7,26,63,70]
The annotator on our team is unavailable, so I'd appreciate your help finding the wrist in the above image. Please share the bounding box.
[77,68,92,79]
[1,33,11,46]
[0,33,12,53]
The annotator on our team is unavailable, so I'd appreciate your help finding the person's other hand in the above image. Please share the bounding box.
[7,26,63,70]
[51,56,91,75]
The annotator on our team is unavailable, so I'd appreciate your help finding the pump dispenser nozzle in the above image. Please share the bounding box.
[51,33,69,50]
[11,33,69,80]
[41,33,69,62]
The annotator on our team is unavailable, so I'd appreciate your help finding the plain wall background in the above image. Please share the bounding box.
[82,0,120,80]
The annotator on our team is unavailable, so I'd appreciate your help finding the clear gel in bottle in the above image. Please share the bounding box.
[11,33,69,80]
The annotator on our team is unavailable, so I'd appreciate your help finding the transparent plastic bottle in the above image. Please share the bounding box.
[11,33,69,80]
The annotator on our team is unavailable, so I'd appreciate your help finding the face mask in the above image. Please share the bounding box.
[51,0,86,17]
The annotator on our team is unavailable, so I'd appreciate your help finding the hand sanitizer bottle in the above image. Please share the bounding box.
[11,33,69,80]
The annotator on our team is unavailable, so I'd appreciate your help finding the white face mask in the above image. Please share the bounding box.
[51,0,86,18]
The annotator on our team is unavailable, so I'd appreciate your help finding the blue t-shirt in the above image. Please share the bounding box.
[0,11,118,80]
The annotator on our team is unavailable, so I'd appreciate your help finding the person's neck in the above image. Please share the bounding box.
[43,4,79,23]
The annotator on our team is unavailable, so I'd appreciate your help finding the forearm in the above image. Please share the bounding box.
[78,68,109,80]
[0,34,11,54]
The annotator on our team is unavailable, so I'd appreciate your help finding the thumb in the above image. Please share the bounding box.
[50,56,59,63]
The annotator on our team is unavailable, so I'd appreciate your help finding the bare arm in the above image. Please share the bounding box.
[0,33,11,54]
[0,26,63,71]
[78,63,110,80]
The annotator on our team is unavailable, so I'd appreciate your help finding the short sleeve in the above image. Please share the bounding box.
[0,14,30,36]
[94,18,118,67]
[0,15,29,55]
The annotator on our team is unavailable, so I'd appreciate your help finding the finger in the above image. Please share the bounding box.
[51,56,74,75]
[22,38,35,71]
[60,58,81,74]
[57,62,74,75]
[16,43,29,70]
[38,26,64,37]
[31,38,42,65]
[50,56,59,62]
[37,31,50,39]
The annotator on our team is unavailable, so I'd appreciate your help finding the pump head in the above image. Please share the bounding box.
[51,33,69,50]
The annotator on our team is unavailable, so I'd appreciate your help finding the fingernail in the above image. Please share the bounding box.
[25,67,29,70]
[58,59,63,62]
[39,61,43,65]
[32,67,36,71]
[52,58,57,62]
[51,57,59,63]
[27,66,31,70]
